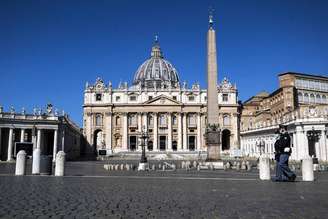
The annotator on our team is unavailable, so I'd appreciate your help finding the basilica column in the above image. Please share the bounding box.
[20,129,25,142]
[122,113,128,151]
[52,129,58,162]
[167,113,172,151]
[197,113,201,151]
[138,112,142,151]
[7,128,13,161]
[291,132,298,160]
[105,112,112,152]
[319,130,326,161]
[177,113,182,151]
[153,113,158,151]
[183,113,188,151]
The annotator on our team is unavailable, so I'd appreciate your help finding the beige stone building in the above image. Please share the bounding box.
[240,72,328,161]
[83,32,240,156]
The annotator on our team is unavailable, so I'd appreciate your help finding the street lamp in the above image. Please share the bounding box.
[256,138,265,156]
[138,125,149,171]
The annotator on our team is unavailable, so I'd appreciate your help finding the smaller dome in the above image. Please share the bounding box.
[133,38,180,89]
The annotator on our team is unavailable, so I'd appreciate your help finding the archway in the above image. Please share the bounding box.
[93,129,103,154]
[188,136,196,151]
[221,129,231,151]
[147,141,153,151]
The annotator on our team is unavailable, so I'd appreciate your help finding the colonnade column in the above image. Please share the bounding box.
[153,113,158,151]
[291,132,297,160]
[122,113,128,151]
[167,113,172,151]
[37,129,41,149]
[7,128,13,161]
[142,113,148,150]
[20,129,25,142]
[197,113,201,151]
[177,113,182,150]
[138,112,142,151]
[183,113,187,151]
[53,129,58,162]
[320,130,326,161]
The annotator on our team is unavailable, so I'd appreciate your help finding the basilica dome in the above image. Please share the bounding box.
[133,39,180,88]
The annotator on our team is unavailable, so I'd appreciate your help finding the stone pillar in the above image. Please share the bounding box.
[15,150,26,176]
[183,113,187,150]
[259,155,270,180]
[303,131,309,158]
[167,113,172,151]
[177,113,182,150]
[197,113,201,151]
[32,148,41,174]
[55,151,65,176]
[52,129,58,162]
[20,129,25,142]
[302,155,314,181]
[322,131,327,161]
[292,132,298,160]
[61,129,65,152]
[105,112,112,153]
[122,113,128,151]
[36,129,41,149]
[153,113,158,151]
[7,128,13,161]
[138,113,142,151]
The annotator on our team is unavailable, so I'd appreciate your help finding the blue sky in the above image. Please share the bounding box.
[1,0,328,126]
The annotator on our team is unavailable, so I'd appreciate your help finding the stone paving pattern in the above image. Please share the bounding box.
[0,162,327,218]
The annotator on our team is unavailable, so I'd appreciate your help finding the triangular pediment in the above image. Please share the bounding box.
[143,95,181,105]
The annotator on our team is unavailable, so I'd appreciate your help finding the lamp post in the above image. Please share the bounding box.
[138,125,149,171]
[256,138,265,156]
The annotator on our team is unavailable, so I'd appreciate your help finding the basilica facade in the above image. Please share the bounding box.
[83,36,240,156]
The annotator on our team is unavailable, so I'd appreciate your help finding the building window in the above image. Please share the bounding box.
[322,95,327,103]
[159,114,167,126]
[95,114,102,126]
[115,96,121,102]
[298,92,303,102]
[96,94,102,101]
[128,114,137,126]
[222,94,228,102]
[148,96,153,100]
[188,96,195,101]
[172,96,177,100]
[129,96,137,101]
[148,116,153,126]
[172,115,177,125]
[304,93,309,103]
[315,94,321,104]
[188,114,196,126]
[223,114,230,126]
[310,94,315,103]
[204,96,207,101]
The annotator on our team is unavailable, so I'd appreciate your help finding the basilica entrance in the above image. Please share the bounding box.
[188,136,196,151]
[93,129,103,154]
[159,136,166,151]
[172,141,177,151]
[129,136,137,151]
[222,129,231,151]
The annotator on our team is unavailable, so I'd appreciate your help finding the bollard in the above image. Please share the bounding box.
[236,162,240,171]
[152,164,155,171]
[193,161,197,168]
[302,156,314,181]
[32,148,41,175]
[241,161,246,170]
[158,164,162,170]
[181,161,185,169]
[172,164,176,171]
[246,161,251,171]
[115,164,119,171]
[126,164,130,171]
[259,155,270,180]
[15,150,27,176]
[162,165,166,171]
[55,151,65,176]
[120,164,124,171]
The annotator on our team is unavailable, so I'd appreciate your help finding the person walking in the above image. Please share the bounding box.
[273,124,296,182]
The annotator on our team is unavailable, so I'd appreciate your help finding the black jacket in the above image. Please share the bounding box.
[274,133,291,156]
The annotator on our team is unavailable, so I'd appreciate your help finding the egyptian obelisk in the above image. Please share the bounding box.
[206,13,221,160]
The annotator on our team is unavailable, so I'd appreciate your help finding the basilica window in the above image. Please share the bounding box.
[159,114,167,126]
[128,114,137,126]
[188,114,196,126]
[129,96,137,101]
[322,95,327,104]
[96,94,102,101]
[304,93,309,103]
[172,115,177,125]
[188,95,195,101]
[172,96,177,100]
[223,114,230,126]
[148,96,153,100]
[315,94,321,104]
[310,94,315,103]
[222,94,228,102]
[115,96,121,102]
[148,116,154,126]
[95,114,103,126]
[298,92,303,102]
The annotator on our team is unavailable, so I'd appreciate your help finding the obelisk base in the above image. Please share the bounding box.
[205,130,221,161]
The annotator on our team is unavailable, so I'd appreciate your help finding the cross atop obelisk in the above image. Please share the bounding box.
[206,10,221,161]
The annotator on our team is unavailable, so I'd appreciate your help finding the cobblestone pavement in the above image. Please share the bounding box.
[0,162,328,219]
